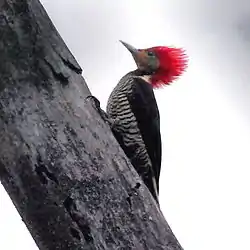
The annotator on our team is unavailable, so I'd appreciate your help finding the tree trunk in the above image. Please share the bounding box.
[0,0,183,249]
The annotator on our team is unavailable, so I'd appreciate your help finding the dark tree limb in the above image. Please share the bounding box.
[0,0,183,249]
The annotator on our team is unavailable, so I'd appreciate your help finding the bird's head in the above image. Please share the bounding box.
[120,40,188,88]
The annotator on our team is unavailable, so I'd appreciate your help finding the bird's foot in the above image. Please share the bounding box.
[86,96,123,134]
[86,95,101,110]
[86,95,110,123]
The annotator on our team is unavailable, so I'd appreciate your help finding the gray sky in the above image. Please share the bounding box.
[1,1,250,249]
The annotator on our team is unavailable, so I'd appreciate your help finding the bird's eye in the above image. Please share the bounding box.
[147,51,154,56]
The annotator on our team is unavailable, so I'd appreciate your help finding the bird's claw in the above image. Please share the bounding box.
[86,95,101,109]
[86,95,110,123]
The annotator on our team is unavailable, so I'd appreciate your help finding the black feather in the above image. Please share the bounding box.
[127,76,162,193]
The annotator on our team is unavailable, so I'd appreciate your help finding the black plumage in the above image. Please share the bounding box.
[106,70,162,202]
[88,40,187,204]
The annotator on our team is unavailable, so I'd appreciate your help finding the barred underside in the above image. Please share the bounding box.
[106,72,158,200]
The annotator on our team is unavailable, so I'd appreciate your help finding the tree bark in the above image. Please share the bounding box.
[0,0,183,249]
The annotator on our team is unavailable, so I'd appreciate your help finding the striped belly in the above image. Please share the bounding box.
[106,71,159,201]
[106,86,151,175]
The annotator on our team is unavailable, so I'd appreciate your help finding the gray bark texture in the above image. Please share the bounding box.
[0,0,183,249]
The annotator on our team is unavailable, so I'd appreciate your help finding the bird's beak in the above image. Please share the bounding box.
[119,40,139,57]
[119,40,149,70]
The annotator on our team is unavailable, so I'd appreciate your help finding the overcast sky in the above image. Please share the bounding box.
[1,0,250,249]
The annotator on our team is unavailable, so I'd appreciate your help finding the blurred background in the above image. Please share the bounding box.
[1,1,250,249]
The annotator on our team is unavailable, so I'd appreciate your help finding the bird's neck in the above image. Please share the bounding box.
[132,69,152,76]
[131,69,152,84]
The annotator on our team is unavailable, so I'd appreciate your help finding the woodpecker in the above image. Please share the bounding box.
[88,41,188,203]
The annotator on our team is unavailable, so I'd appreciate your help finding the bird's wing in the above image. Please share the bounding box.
[127,77,162,192]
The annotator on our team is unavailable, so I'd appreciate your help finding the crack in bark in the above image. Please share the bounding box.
[44,58,69,84]
[58,53,82,75]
